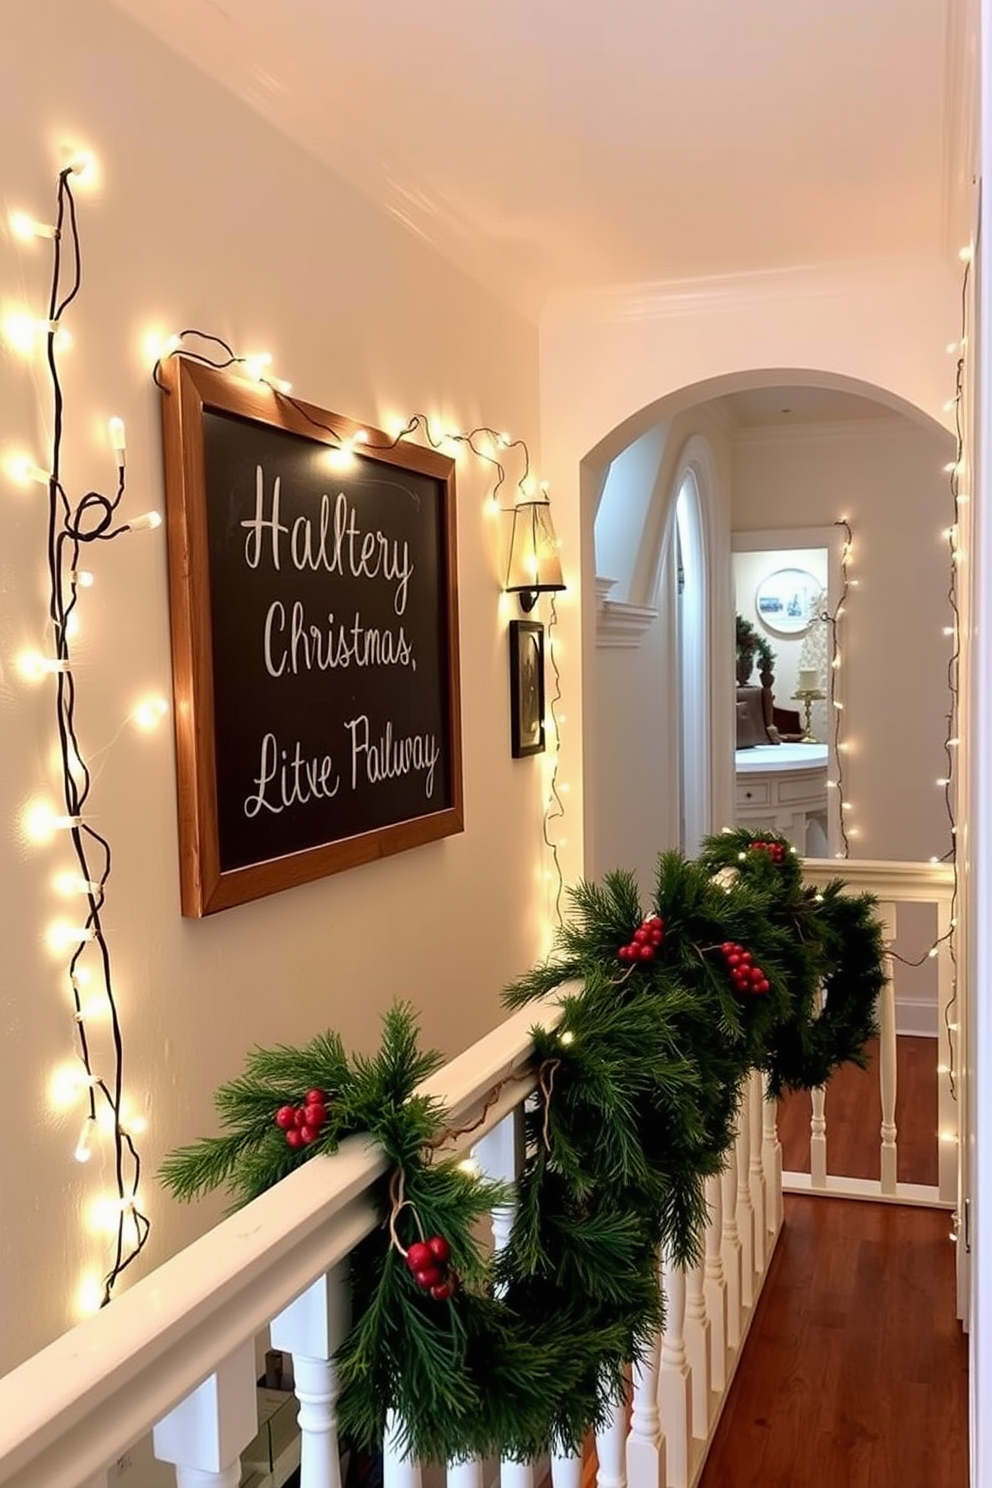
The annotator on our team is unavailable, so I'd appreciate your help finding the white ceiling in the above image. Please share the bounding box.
[108,0,970,317]
[718,385,901,428]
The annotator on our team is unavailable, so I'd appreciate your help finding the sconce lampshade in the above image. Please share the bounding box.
[504,499,565,612]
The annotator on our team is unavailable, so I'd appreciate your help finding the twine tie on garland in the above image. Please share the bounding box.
[538,1057,561,1152]
[161,832,886,1467]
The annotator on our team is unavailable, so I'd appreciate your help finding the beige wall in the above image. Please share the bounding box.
[731,418,954,864]
[0,0,545,1370]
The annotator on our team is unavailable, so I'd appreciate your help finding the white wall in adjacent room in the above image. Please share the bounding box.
[0,0,547,1370]
[731,419,953,865]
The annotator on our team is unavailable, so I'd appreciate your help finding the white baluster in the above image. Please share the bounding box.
[735,1112,754,1308]
[384,1410,423,1488]
[550,1446,583,1488]
[595,1387,628,1488]
[271,1265,350,1488]
[475,1110,529,1488]
[501,1463,535,1488]
[626,1334,666,1488]
[747,1073,766,1271]
[874,902,899,1197]
[761,1084,782,1236]
[702,1175,727,1393]
[810,1086,827,1189]
[658,1256,690,1488]
[682,1263,710,1440]
[474,1108,524,1262]
[153,1340,257,1488]
[448,1457,484,1488]
[719,1152,741,1351]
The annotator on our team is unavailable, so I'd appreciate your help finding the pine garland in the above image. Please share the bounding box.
[160,831,884,1464]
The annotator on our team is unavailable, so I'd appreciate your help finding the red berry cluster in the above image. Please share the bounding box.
[618,914,665,964]
[275,1089,328,1149]
[720,942,770,996]
[750,838,786,864]
[406,1235,459,1301]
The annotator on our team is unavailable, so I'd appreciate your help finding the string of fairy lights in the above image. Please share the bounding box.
[151,331,570,933]
[5,159,162,1309]
[823,517,853,859]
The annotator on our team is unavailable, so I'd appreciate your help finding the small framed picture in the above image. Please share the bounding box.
[509,620,546,758]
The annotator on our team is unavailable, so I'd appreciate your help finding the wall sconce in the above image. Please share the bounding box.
[504,499,565,612]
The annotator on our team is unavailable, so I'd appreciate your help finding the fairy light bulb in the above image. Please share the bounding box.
[71,569,94,589]
[131,696,169,731]
[54,871,102,897]
[66,151,96,182]
[107,417,126,467]
[74,1116,96,1163]
[9,210,58,241]
[243,351,272,381]
[124,510,162,533]
[5,453,51,487]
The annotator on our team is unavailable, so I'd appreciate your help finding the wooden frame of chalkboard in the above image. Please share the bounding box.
[159,357,463,916]
[508,620,546,758]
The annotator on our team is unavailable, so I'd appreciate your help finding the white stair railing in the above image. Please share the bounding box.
[784,859,958,1212]
[0,985,785,1488]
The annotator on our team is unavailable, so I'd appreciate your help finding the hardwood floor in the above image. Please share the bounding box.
[697,1034,967,1487]
[696,1196,968,1488]
[777,1036,940,1185]
[571,1036,967,1488]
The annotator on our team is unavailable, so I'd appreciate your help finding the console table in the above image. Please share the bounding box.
[734,743,829,854]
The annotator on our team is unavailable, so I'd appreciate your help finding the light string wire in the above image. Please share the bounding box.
[28,168,151,1303]
[543,597,565,926]
[878,258,969,1104]
[822,518,852,858]
[154,331,567,916]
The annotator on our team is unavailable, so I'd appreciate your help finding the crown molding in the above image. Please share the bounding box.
[597,600,659,648]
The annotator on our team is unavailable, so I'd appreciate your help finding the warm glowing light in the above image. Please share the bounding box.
[107,417,126,464]
[959,244,974,263]
[937,778,950,788]
[74,1116,96,1163]
[326,446,356,472]
[458,1158,481,1179]
[17,650,69,683]
[66,151,97,183]
[9,211,58,241]
[47,921,97,955]
[2,311,40,355]
[124,510,162,533]
[54,871,101,897]
[71,569,94,588]
[243,352,272,381]
[49,1062,97,1111]
[559,1030,575,1046]
[143,330,181,367]
[131,696,169,731]
[4,453,50,487]
[75,1271,104,1317]
[263,374,293,395]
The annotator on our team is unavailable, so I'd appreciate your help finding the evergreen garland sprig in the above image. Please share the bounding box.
[160,833,885,1465]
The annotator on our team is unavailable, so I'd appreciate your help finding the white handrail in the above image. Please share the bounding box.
[800,857,955,901]
[0,992,567,1488]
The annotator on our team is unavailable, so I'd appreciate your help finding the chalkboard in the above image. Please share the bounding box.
[160,358,462,915]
